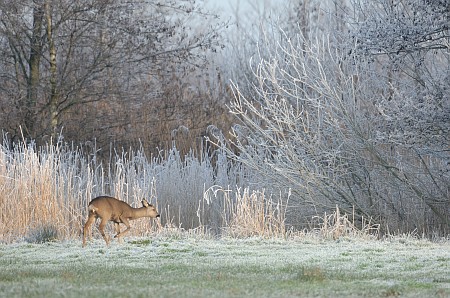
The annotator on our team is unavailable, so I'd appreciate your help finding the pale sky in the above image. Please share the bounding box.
[205,0,280,22]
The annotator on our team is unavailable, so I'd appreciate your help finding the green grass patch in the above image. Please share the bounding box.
[129,239,152,246]
[0,238,448,297]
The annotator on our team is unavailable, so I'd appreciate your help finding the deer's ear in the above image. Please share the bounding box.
[142,200,149,207]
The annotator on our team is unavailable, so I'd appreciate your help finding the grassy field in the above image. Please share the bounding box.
[0,236,448,298]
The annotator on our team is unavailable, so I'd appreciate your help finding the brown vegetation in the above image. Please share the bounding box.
[59,71,234,158]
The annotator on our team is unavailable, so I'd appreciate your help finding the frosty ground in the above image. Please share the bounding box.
[0,236,448,298]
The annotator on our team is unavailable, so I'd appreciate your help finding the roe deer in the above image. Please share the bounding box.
[82,196,160,247]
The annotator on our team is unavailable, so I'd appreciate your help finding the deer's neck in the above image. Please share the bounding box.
[128,207,148,219]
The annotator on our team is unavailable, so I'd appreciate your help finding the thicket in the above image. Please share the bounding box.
[0,0,448,241]
[211,0,449,236]
[0,0,231,157]
[1,136,386,243]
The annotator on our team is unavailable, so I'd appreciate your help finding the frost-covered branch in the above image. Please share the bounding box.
[211,23,449,232]
[213,31,371,217]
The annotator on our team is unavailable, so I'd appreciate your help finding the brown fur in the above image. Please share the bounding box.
[82,196,159,247]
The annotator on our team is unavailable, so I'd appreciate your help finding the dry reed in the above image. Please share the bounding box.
[202,186,289,238]
[0,137,379,243]
[310,205,380,240]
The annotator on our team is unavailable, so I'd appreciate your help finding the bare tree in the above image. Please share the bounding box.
[349,0,449,231]
[0,0,224,141]
[211,0,449,234]
[215,32,374,219]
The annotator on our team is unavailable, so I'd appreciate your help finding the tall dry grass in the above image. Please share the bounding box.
[0,137,255,242]
[0,137,381,243]
[308,205,380,240]
[201,186,288,238]
[0,139,89,241]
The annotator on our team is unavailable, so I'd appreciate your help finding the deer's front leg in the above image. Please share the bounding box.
[114,218,131,239]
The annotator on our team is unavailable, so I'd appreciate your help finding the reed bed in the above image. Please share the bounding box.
[0,138,379,243]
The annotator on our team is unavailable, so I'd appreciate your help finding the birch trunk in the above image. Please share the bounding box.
[44,0,59,138]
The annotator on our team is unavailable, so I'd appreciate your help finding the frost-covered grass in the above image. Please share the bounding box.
[0,237,448,298]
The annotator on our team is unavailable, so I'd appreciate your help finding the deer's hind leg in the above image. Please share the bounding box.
[98,218,110,246]
[82,211,96,247]
[114,222,124,244]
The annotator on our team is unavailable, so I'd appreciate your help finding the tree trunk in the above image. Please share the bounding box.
[26,2,44,138]
[44,0,59,139]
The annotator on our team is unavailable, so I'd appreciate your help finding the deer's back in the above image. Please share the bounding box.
[88,196,132,220]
